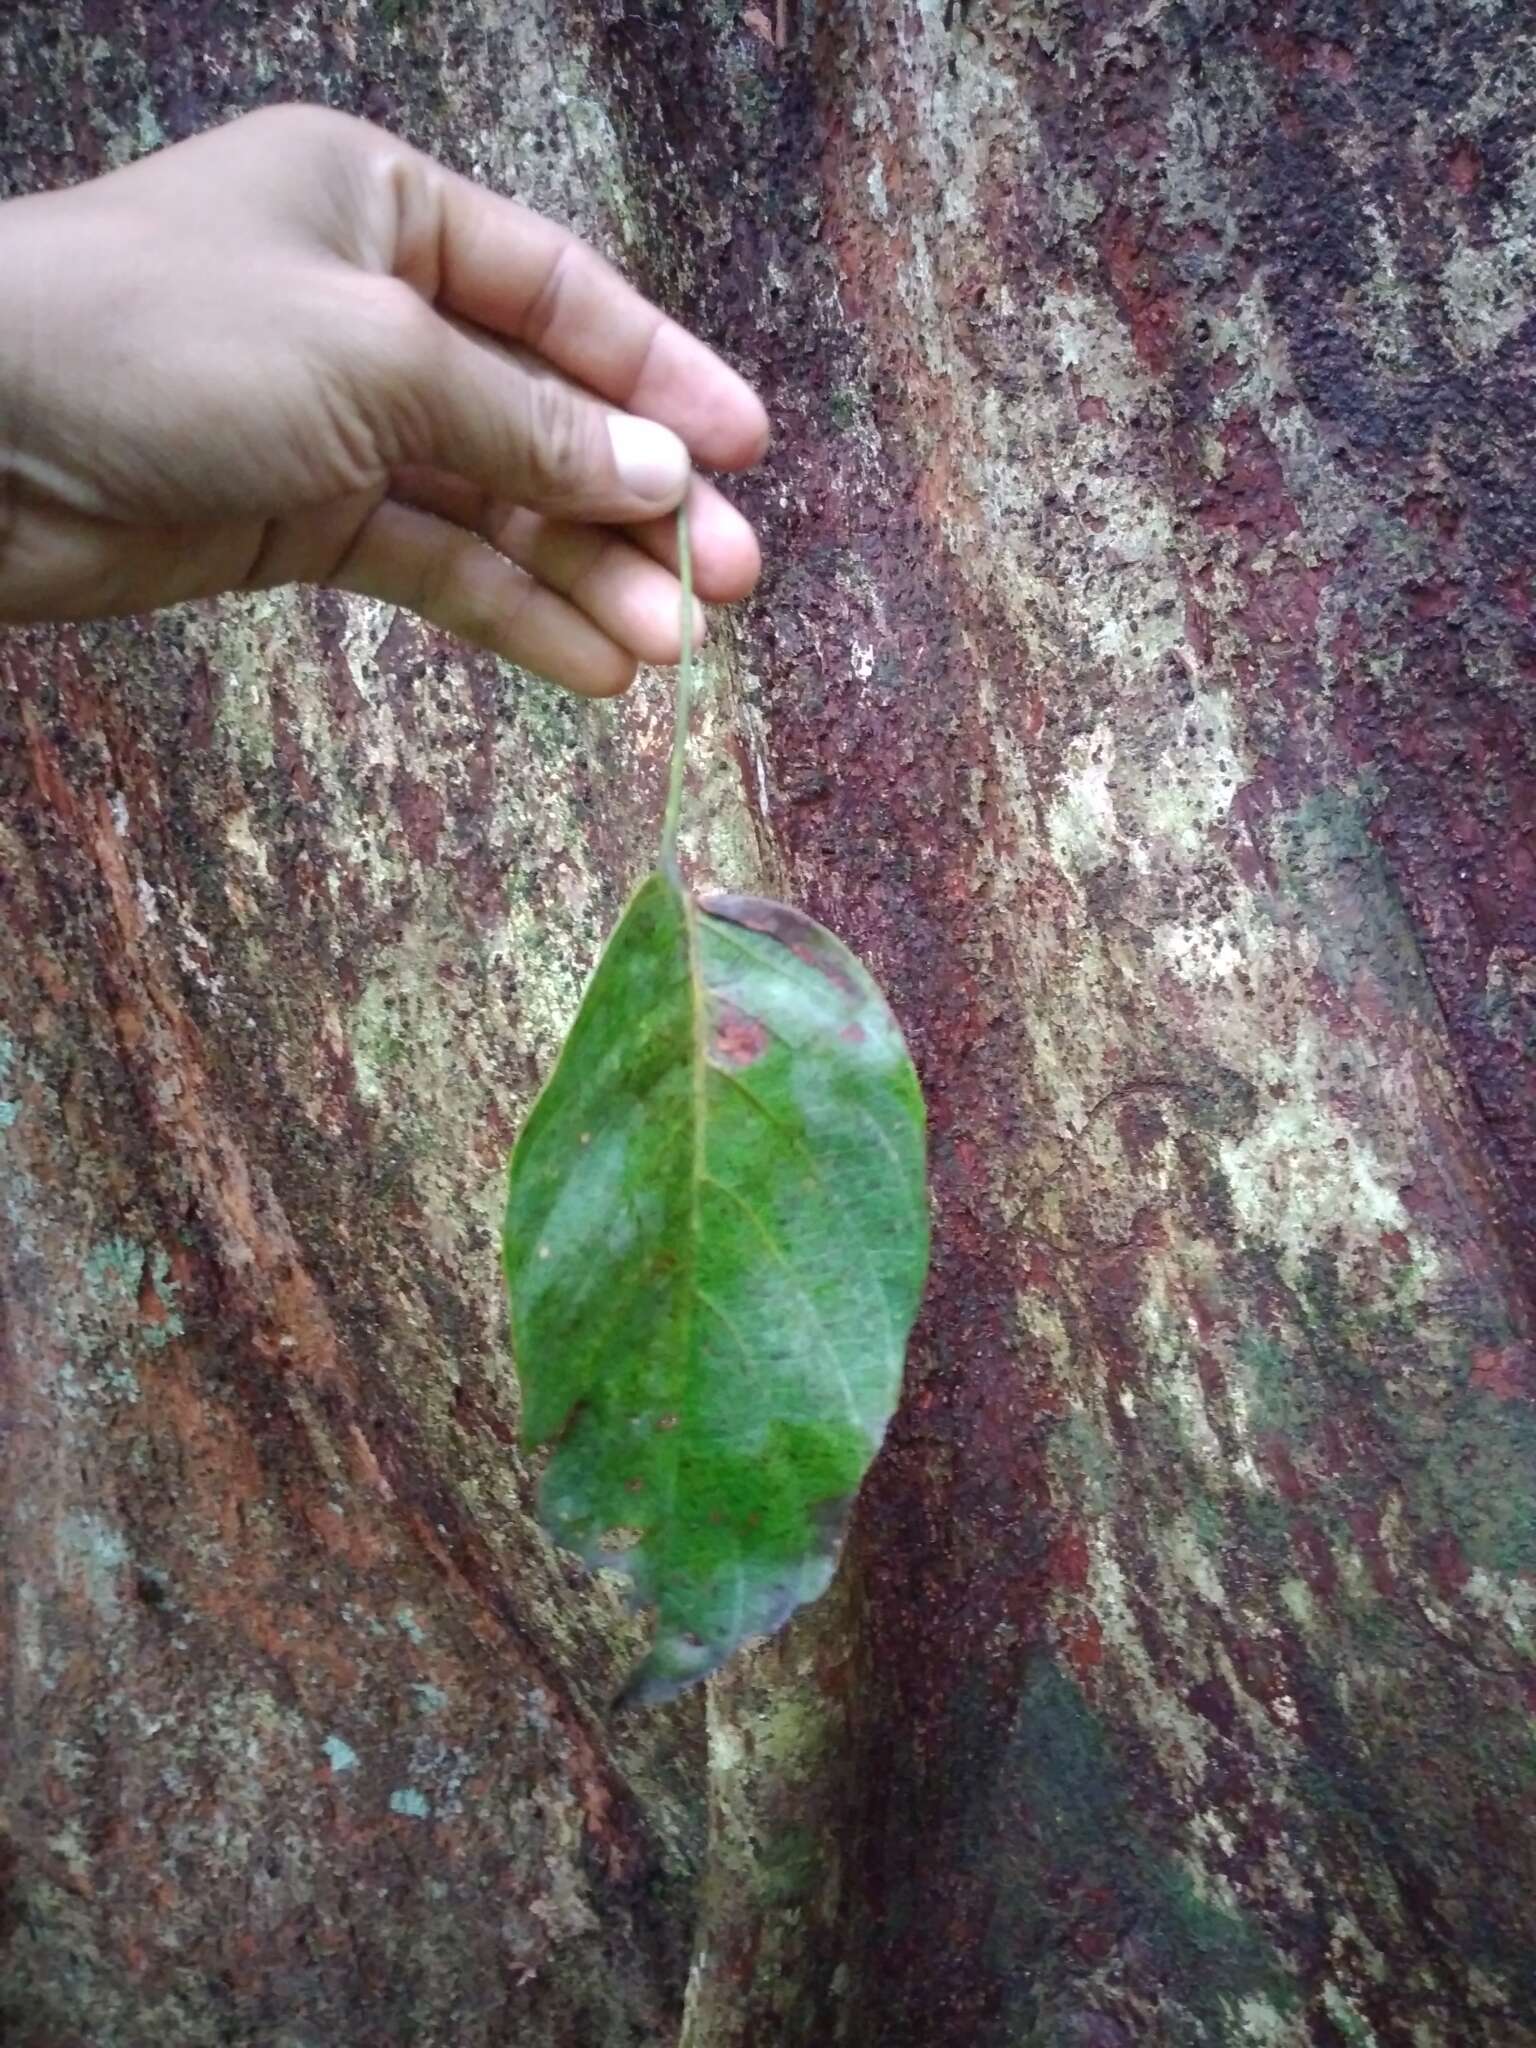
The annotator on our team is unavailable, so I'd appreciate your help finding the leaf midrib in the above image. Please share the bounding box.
[678,877,706,1546]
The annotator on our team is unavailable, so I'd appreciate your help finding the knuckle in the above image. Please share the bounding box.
[451,586,507,654]
[521,378,594,503]
[411,527,463,622]
[357,281,442,463]
[243,102,359,156]
[521,241,576,351]
[423,535,518,653]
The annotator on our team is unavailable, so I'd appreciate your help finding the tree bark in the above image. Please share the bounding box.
[3,4,1535,2046]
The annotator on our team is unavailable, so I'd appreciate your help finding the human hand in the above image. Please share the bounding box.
[0,104,767,696]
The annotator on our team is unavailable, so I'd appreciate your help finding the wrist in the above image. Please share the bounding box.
[0,217,21,606]
[0,193,59,618]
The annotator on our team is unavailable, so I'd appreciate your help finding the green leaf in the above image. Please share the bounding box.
[504,868,928,1704]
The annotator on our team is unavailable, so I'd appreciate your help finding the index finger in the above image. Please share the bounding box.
[414,157,769,472]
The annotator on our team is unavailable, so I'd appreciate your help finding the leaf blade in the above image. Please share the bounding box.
[505,874,928,1704]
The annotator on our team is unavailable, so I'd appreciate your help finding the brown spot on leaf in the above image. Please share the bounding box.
[710,1000,769,1068]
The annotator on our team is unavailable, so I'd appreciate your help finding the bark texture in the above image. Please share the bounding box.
[3,4,1535,2046]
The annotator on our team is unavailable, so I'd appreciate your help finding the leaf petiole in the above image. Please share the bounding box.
[660,505,695,881]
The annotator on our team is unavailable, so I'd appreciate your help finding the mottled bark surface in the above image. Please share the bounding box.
[3,4,1535,2046]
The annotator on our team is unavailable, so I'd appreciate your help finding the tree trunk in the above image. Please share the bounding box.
[4,4,1535,2045]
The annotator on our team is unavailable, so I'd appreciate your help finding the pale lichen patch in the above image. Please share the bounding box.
[1046,723,1120,878]
[1218,1024,1413,1278]
[1139,688,1247,859]
[1440,144,1536,359]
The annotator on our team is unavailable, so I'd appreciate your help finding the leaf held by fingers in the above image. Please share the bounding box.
[504,869,928,1704]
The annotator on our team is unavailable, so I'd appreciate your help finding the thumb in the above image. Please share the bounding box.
[396,307,693,523]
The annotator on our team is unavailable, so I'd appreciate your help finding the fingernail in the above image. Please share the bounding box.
[608,414,691,504]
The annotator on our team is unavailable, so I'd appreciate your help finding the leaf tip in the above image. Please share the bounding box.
[613,1630,724,1712]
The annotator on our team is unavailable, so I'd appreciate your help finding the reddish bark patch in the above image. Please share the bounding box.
[1445,140,1481,194]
